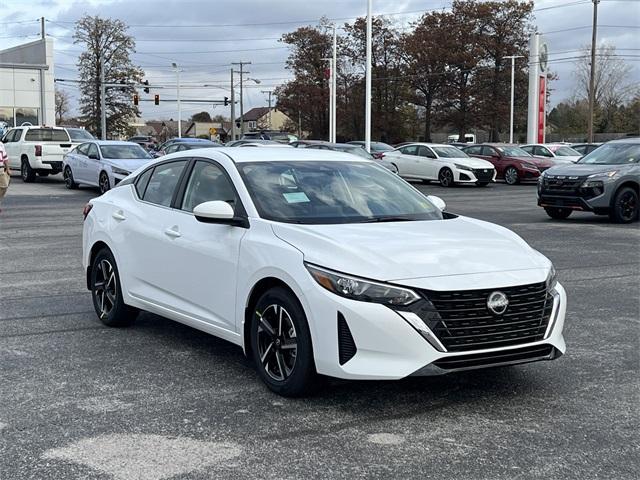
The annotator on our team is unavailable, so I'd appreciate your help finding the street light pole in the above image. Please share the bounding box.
[587,0,600,143]
[365,0,372,152]
[232,61,251,135]
[262,90,273,129]
[172,63,182,138]
[332,25,337,143]
[230,68,236,141]
[100,59,106,140]
[505,55,524,144]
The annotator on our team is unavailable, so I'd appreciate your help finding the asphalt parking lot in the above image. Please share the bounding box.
[1,173,638,480]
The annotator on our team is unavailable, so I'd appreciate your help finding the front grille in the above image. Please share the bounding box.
[473,168,494,182]
[541,175,585,196]
[433,344,555,370]
[420,282,553,352]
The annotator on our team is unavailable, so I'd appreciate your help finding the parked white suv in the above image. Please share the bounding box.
[1,126,73,182]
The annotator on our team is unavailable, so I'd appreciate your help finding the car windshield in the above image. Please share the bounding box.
[67,129,94,141]
[25,129,70,142]
[370,142,394,152]
[238,161,443,224]
[496,146,531,157]
[100,144,151,159]
[553,146,581,156]
[578,143,640,165]
[433,146,468,158]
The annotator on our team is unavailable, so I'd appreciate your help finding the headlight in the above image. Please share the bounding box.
[454,163,472,171]
[587,170,617,179]
[111,167,130,176]
[523,163,540,170]
[546,265,557,292]
[305,263,420,306]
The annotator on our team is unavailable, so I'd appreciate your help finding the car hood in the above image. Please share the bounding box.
[545,163,624,176]
[105,158,154,172]
[272,216,549,283]
[449,157,495,169]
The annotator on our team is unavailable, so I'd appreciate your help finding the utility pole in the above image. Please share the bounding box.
[365,0,372,152]
[100,59,106,140]
[172,63,182,138]
[332,25,337,143]
[230,68,236,141]
[40,17,45,39]
[261,90,273,129]
[587,0,600,143]
[505,55,524,144]
[323,57,333,141]
[232,61,251,134]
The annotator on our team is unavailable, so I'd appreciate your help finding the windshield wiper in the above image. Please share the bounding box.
[359,216,416,223]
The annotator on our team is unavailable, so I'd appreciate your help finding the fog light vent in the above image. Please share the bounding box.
[337,312,357,365]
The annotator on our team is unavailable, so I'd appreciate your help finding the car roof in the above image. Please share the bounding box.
[191,147,368,164]
[608,137,640,144]
[90,140,142,146]
[403,142,455,148]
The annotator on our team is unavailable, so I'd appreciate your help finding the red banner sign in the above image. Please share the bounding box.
[538,76,546,143]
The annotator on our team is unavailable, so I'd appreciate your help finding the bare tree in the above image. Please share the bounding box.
[55,88,71,124]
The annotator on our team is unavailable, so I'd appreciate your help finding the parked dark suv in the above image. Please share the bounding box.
[463,144,555,185]
[537,138,639,223]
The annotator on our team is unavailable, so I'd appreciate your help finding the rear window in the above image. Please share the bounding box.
[25,129,70,142]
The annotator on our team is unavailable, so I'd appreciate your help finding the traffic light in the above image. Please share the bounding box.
[143,80,150,94]
[154,94,159,105]
[224,96,229,106]
[133,94,139,106]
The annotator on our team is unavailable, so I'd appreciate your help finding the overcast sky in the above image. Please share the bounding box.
[1,0,639,121]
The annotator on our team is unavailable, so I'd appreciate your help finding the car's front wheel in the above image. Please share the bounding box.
[250,287,318,397]
[64,166,78,189]
[21,158,36,182]
[504,166,520,185]
[90,247,138,327]
[544,206,572,220]
[438,168,454,187]
[99,171,111,194]
[610,186,638,223]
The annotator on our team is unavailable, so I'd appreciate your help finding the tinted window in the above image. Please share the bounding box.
[464,146,482,155]
[100,144,150,159]
[521,146,534,154]
[238,161,443,224]
[7,129,22,142]
[495,146,531,157]
[432,146,467,158]
[87,143,99,159]
[135,168,153,197]
[142,161,186,207]
[554,146,581,157]
[181,161,237,212]
[400,145,418,155]
[418,146,436,158]
[578,143,640,165]
[25,129,70,142]
[534,146,552,157]
[572,145,587,154]
[75,143,89,156]
[481,146,496,156]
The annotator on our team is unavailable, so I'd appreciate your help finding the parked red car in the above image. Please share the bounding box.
[462,143,555,185]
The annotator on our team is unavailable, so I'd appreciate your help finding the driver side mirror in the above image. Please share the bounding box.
[193,201,249,228]
[427,195,446,211]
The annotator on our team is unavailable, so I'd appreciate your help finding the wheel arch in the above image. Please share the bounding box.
[86,240,111,290]
[609,180,639,210]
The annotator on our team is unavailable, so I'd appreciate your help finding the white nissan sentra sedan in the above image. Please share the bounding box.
[82,148,567,396]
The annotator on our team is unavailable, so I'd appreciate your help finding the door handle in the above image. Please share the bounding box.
[112,211,126,221]
[164,227,181,238]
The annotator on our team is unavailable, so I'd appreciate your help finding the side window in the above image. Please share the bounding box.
[165,144,179,154]
[87,143,99,159]
[535,146,552,157]
[181,161,237,213]
[400,145,418,155]
[465,146,481,155]
[418,146,436,158]
[142,161,186,207]
[521,146,533,155]
[481,146,496,156]
[8,129,22,142]
[75,143,89,156]
[135,168,153,198]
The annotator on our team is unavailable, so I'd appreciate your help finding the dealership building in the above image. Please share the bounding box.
[0,38,55,135]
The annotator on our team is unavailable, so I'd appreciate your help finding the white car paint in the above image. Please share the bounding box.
[382,142,496,185]
[83,147,566,386]
[64,140,154,191]
[520,144,582,164]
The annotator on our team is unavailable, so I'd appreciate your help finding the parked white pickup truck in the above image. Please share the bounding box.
[0,126,73,182]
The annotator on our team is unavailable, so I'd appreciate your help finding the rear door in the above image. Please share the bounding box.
[391,145,418,176]
[66,143,89,182]
[416,146,438,179]
[85,143,101,186]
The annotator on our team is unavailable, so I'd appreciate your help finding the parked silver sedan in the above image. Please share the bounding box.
[63,141,154,193]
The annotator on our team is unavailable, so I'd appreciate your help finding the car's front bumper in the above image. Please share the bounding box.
[455,168,497,184]
[305,276,567,380]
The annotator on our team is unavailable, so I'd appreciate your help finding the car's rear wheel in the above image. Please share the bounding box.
[21,158,36,183]
[250,287,318,397]
[64,166,78,189]
[504,166,519,185]
[438,168,454,187]
[99,171,111,194]
[610,186,638,223]
[90,248,137,327]
[544,206,572,220]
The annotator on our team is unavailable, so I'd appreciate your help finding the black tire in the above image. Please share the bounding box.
[64,166,78,189]
[438,168,454,187]
[610,186,638,224]
[99,171,111,194]
[90,248,138,327]
[21,158,36,183]
[544,206,572,220]
[476,181,490,187]
[250,287,319,397]
[504,166,519,185]
[391,163,399,175]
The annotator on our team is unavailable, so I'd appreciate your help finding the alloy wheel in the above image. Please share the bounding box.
[617,190,637,222]
[99,173,110,193]
[256,304,298,381]
[505,167,518,185]
[64,167,74,188]
[439,169,453,187]
[93,259,117,319]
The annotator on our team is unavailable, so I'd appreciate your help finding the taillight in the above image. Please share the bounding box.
[82,203,93,220]
[35,145,42,156]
